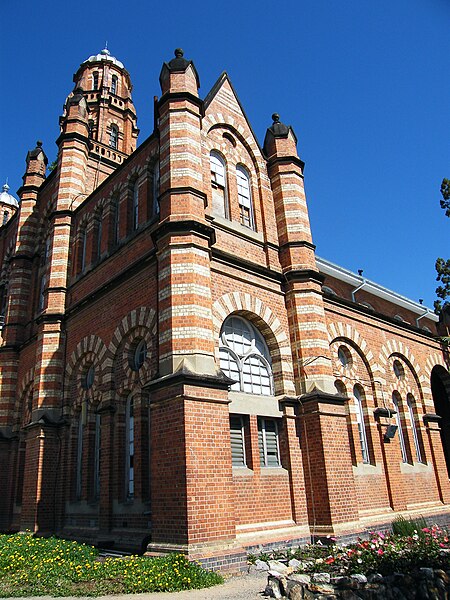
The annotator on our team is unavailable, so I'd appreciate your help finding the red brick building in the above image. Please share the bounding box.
[0,48,449,568]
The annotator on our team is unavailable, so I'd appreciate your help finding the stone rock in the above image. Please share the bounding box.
[255,559,270,571]
[367,573,384,584]
[288,583,304,600]
[339,590,363,599]
[288,558,303,569]
[435,569,450,584]
[309,582,336,594]
[419,567,434,580]
[332,576,352,587]
[289,573,311,585]
[312,572,331,584]
[264,578,283,599]
[350,573,367,584]
[268,559,291,575]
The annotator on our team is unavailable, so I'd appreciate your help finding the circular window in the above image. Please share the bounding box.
[337,345,352,368]
[393,359,404,379]
[82,364,95,389]
[132,339,147,371]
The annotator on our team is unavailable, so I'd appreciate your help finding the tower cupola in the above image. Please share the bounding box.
[0,182,18,226]
[60,48,139,193]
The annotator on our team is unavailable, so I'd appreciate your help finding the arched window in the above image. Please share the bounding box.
[219,315,273,395]
[111,74,118,95]
[80,227,87,273]
[132,179,139,230]
[111,193,120,247]
[131,339,147,371]
[92,72,99,90]
[3,211,9,225]
[152,162,160,216]
[210,152,227,218]
[354,385,369,463]
[38,274,47,311]
[236,165,255,229]
[76,408,84,500]
[125,396,134,499]
[335,380,347,396]
[392,392,408,463]
[94,211,103,261]
[406,394,423,463]
[109,125,119,150]
[93,413,101,500]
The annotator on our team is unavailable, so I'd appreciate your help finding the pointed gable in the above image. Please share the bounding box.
[203,72,264,163]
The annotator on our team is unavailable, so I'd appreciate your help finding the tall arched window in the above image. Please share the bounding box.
[236,165,255,230]
[125,396,135,499]
[93,413,101,500]
[92,72,99,90]
[210,152,227,218]
[111,193,120,246]
[111,74,118,95]
[392,392,408,463]
[219,316,273,395]
[152,162,160,216]
[94,212,103,261]
[353,385,369,463]
[76,408,84,500]
[132,179,139,230]
[80,227,87,273]
[406,394,423,463]
[109,125,119,149]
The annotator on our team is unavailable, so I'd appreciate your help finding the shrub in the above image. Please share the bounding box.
[392,515,428,538]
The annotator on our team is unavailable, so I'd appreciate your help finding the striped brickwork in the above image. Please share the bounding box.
[155,58,216,377]
[265,124,335,395]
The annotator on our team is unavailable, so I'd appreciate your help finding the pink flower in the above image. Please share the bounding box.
[377,549,384,555]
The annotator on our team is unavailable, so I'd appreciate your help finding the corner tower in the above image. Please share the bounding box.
[62,48,139,195]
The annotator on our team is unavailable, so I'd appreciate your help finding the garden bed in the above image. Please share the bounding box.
[0,534,223,597]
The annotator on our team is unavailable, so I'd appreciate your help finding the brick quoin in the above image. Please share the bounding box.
[0,47,448,569]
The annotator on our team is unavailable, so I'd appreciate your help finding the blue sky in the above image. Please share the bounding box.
[1,0,449,308]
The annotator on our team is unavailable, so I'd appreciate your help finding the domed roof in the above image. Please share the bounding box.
[82,47,124,70]
[0,183,18,209]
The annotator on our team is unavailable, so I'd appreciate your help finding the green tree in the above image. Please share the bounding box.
[434,178,450,314]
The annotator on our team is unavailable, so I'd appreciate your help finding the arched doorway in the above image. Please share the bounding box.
[431,365,450,477]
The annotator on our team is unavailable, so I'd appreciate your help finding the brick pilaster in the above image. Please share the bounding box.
[299,393,358,538]
[264,115,334,395]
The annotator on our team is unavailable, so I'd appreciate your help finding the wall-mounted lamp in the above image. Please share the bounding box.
[373,406,398,442]
[384,424,398,441]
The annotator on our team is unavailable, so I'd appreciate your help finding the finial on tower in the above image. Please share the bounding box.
[272,113,280,123]
[175,48,184,58]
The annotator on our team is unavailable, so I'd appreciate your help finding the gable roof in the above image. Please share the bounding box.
[204,71,265,156]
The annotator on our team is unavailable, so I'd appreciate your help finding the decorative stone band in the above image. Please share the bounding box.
[144,367,234,394]
[151,219,215,246]
[423,413,442,424]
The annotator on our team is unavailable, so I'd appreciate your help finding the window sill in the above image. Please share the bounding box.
[232,466,253,476]
[228,392,282,417]
[352,463,381,476]
[400,461,431,474]
[209,215,263,244]
[260,467,288,476]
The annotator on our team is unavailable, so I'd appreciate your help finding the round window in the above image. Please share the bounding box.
[393,359,404,379]
[337,345,352,368]
[132,339,147,371]
[83,364,95,389]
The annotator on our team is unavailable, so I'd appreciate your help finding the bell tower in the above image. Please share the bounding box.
[60,47,139,195]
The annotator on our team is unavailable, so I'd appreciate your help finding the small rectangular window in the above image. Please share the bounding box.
[258,417,281,467]
[230,415,246,467]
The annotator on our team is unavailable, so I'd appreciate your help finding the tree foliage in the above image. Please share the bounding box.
[435,178,450,314]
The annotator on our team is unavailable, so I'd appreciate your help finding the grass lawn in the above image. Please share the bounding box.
[0,534,223,597]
